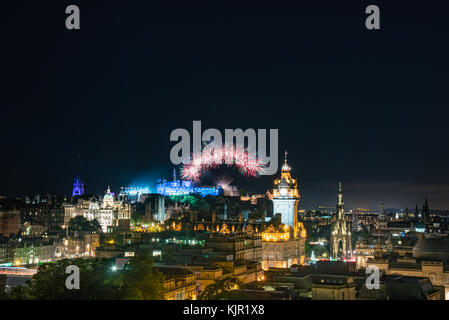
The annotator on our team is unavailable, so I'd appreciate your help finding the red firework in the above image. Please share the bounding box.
[180,144,264,180]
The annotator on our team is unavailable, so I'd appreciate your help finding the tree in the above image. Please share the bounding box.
[131,210,145,226]
[68,216,90,231]
[121,256,165,300]
[68,216,101,237]
[4,282,34,300]
[6,256,165,300]
[7,258,121,300]
[90,219,102,233]
[198,278,242,300]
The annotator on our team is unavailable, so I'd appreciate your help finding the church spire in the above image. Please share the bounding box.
[338,182,343,205]
[337,182,344,220]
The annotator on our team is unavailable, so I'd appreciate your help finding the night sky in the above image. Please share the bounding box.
[2,1,449,209]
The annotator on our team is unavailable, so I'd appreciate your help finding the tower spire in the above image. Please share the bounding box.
[72,176,84,197]
[281,151,291,172]
[331,182,352,260]
[337,182,344,216]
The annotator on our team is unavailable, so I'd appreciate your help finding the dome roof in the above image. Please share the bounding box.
[103,186,114,204]
[413,236,449,260]
[413,237,449,252]
[103,193,113,201]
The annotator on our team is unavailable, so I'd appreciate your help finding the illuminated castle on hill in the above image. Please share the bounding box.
[156,169,222,197]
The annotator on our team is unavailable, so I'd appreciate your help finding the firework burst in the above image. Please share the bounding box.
[180,144,264,180]
[214,175,234,190]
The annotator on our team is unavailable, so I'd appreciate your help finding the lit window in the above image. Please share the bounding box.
[153,250,161,257]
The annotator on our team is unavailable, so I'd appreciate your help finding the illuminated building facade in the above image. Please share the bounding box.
[72,176,84,197]
[184,261,264,293]
[205,232,262,262]
[272,152,300,227]
[20,203,65,232]
[261,222,307,270]
[330,183,352,260]
[156,267,197,300]
[83,187,131,233]
[156,169,222,197]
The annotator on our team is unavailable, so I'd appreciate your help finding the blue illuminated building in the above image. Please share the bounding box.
[72,176,85,197]
[156,169,222,197]
[119,186,151,202]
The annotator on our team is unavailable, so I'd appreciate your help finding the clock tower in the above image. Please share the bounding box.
[272,151,300,229]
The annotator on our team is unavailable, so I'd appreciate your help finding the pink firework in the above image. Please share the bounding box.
[180,144,264,180]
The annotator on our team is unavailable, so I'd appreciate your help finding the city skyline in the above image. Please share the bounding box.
[4,164,444,212]
[3,0,449,305]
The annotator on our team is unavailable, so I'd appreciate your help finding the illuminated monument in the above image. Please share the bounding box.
[72,176,84,197]
[272,152,300,227]
[330,183,352,260]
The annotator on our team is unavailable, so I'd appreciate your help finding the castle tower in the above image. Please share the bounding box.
[330,183,352,260]
[272,151,300,234]
[72,176,85,197]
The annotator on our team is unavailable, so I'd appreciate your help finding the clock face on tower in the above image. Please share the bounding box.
[280,188,288,196]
